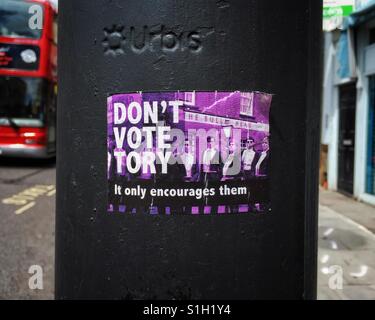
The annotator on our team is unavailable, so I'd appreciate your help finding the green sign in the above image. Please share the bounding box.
[323,0,355,30]
[323,5,354,18]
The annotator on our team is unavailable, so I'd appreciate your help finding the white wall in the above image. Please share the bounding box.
[322,32,340,191]
[322,33,335,145]
[327,85,339,191]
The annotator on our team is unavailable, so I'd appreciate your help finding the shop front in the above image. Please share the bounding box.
[322,0,375,205]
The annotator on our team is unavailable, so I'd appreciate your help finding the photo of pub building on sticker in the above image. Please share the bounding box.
[107,91,272,214]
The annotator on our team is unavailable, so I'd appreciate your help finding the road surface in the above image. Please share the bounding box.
[0,158,55,299]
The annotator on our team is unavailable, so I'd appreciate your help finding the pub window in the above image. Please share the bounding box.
[53,14,58,45]
[184,92,196,106]
[240,92,254,116]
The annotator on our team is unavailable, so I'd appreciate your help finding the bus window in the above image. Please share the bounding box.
[0,0,43,39]
[0,76,46,122]
[53,14,58,45]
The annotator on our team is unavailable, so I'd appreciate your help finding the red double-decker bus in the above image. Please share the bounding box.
[0,0,57,158]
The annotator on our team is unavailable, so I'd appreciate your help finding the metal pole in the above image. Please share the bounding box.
[56,0,322,299]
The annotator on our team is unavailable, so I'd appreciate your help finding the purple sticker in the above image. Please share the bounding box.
[108,91,272,215]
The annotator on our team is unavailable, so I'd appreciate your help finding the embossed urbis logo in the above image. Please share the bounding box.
[102,24,204,55]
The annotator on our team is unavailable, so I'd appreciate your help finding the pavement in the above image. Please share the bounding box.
[318,188,375,300]
[320,189,375,234]
[0,157,375,300]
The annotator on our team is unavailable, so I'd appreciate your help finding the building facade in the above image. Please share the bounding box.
[322,0,375,205]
